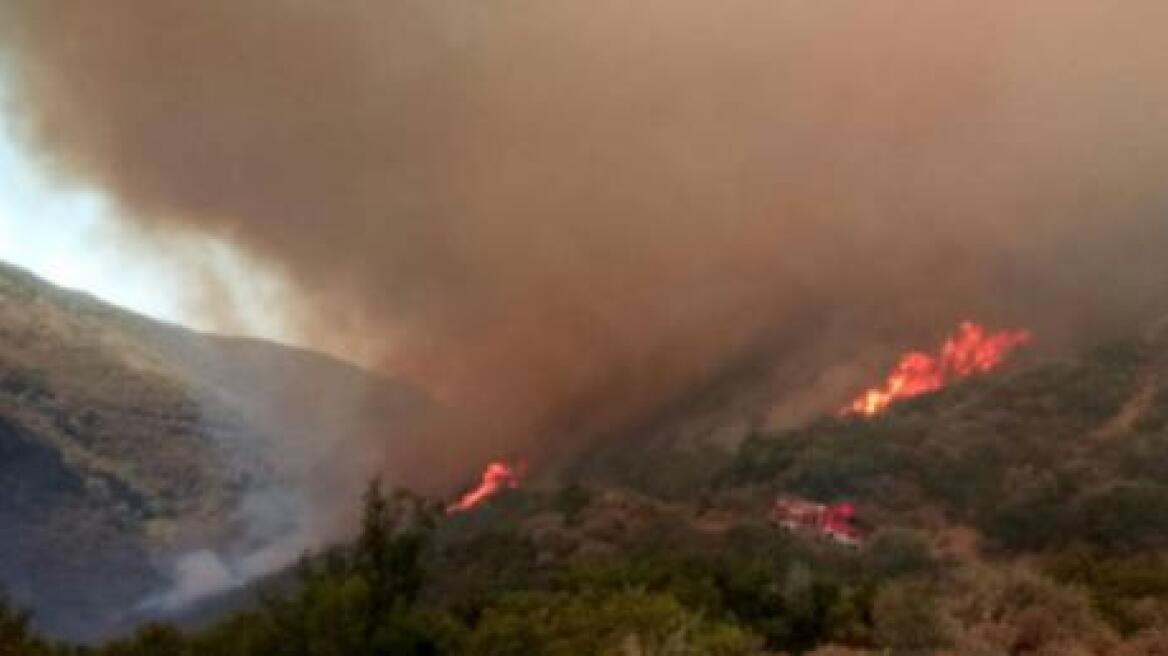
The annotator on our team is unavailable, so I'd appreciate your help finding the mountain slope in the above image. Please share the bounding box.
[3,293,1168,652]
[385,322,1168,653]
[133,319,1167,654]
[0,262,446,639]
[724,325,1168,555]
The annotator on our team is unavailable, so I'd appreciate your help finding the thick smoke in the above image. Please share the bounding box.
[2,1,1168,480]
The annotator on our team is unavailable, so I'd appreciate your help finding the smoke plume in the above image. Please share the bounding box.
[2,1,1168,480]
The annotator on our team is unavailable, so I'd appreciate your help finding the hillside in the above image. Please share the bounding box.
[4,257,1168,652]
[725,323,1168,554]
[0,318,1160,654]
[0,263,446,640]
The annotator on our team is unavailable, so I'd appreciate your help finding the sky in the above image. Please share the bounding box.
[3,1,1168,472]
[0,92,289,341]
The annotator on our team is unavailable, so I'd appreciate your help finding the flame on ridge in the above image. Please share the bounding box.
[845,321,1032,417]
[447,459,526,514]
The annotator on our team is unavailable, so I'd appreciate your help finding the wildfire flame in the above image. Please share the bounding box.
[446,460,526,514]
[845,321,1032,417]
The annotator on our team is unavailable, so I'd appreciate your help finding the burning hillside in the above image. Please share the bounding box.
[845,322,1032,417]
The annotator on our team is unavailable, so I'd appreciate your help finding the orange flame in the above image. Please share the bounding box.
[845,322,1032,417]
[446,460,526,514]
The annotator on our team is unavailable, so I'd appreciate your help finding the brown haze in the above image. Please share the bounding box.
[2,1,1168,485]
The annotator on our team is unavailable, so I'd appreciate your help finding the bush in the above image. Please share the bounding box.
[464,590,757,655]
[864,529,936,579]
[871,580,951,653]
[1073,482,1168,550]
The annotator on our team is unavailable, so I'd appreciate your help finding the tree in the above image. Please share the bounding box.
[864,529,936,579]
[358,481,432,616]
[871,580,951,653]
[0,593,50,656]
[98,624,189,656]
[464,591,757,655]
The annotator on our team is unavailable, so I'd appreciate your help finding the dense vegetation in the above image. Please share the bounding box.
[2,486,1164,655]
[9,374,1168,656]
[6,273,1168,653]
[730,342,1168,549]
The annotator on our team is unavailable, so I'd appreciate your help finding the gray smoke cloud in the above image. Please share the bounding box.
[1,1,1168,481]
[142,489,319,612]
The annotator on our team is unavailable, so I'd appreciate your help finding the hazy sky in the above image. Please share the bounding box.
[3,1,1168,472]
[0,94,289,341]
